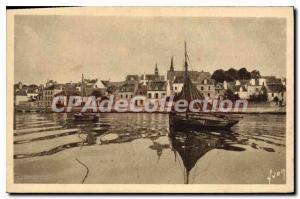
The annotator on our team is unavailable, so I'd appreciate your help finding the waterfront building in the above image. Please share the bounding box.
[214,83,225,100]
[101,80,125,95]
[117,82,138,100]
[266,84,286,103]
[195,78,215,99]
[225,76,287,102]
[53,90,81,107]
[14,89,28,106]
[264,76,286,103]
[172,76,184,95]
[80,74,106,96]
[147,80,170,100]
[134,84,148,106]
[41,85,63,108]
[247,78,263,97]
[233,80,250,99]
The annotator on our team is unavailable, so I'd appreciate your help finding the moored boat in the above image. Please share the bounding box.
[169,112,239,131]
[169,42,241,131]
[74,113,99,122]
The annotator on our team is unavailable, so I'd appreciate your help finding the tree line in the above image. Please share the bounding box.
[211,68,261,83]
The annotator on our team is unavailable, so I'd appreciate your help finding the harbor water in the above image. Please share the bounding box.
[14,113,286,184]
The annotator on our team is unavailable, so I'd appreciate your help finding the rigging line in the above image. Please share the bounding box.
[187,54,194,71]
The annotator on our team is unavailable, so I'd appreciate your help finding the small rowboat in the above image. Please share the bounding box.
[74,113,99,122]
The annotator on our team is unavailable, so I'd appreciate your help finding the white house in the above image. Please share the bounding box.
[195,78,215,99]
[172,76,184,95]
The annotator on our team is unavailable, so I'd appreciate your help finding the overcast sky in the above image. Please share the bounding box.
[14,16,286,84]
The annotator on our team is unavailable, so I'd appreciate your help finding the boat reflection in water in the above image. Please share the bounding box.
[169,127,246,184]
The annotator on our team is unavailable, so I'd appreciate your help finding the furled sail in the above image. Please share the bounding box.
[177,76,205,110]
[176,42,205,111]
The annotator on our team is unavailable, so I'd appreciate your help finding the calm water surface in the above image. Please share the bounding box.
[14,113,286,184]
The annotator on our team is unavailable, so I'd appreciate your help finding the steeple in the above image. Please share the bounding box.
[81,73,86,97]
[170,56,174,71]
[155,63,159,76]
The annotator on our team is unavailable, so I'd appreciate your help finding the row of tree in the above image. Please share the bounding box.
[211,68,261,83]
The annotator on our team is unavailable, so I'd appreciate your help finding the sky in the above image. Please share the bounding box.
[14,15,286,84]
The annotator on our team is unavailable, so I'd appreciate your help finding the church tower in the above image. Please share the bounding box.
[167,56,175,82]
[155,63,159,76]
[170,56,174,72]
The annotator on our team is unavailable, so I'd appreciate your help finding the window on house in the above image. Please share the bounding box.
[174,86,177,90]
[208,93,210,97]
[131,95,133,98]
[201,86,204,91]
[148,93,152,98]
[125,94,128,99]
[120,94,123,99]
[272,93,274,97]
[155,93,159,99]
[208,86,210,90]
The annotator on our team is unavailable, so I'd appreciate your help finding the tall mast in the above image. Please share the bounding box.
[184,42,189,118]
[184,42,188,78]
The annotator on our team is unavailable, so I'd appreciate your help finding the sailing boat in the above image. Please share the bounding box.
[169,43,241,131]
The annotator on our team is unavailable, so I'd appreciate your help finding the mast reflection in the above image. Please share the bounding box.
[169,127,245,184]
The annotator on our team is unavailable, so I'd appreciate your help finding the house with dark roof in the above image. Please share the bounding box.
[140,64,165,85]
[166,57,211,88]
[134,84,148,106]
[172,76,184,95]
[117,82,138,100]
[266,83,286,102]
[53,90,81,107]
[147,80,169,99]
[247,76,286,102]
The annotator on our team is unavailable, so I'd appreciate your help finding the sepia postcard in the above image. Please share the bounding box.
[7,7,294,193]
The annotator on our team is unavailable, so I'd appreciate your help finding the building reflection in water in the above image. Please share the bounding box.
[169,127,246,184]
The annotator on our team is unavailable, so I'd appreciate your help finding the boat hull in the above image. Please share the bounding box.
[169,114,239,131]
[74,114,99,122]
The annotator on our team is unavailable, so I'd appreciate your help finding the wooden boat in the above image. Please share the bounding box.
[169,42,241,131]
[74,113,99,122]
[170,112,239,131]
